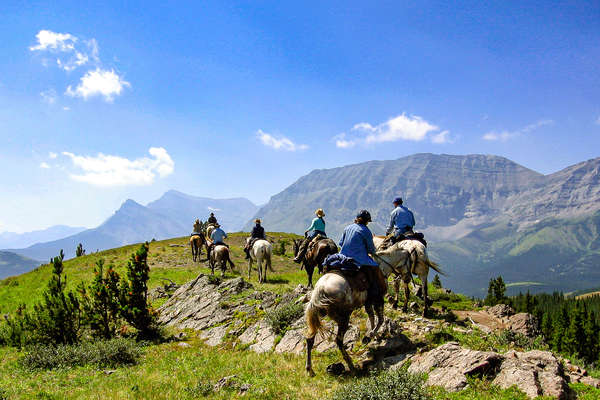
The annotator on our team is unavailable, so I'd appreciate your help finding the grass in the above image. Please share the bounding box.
[0,232,591,399]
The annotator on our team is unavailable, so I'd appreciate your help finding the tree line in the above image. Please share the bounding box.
[486,276,600,364]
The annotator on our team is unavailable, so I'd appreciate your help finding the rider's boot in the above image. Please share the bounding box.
[293,239,309,263]
[244,246,250,260]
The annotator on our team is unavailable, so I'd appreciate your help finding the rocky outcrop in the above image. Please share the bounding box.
[407,342,574,399]
[455,305,540,338]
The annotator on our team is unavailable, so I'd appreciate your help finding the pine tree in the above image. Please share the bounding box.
[79,259,121,339]
[583,309,599,363]
[26,250,81,344]
[432,274,442,289]
[119,242,157,337]
[76,243,85,257]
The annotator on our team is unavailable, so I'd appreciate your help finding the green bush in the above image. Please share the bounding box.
[19,338,142,370]
[265,302,304,335]
[329,367,427,400]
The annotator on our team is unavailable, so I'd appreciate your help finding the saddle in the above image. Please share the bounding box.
[325,269,370,293]
[307,233,326,251]
[380,231,427,250]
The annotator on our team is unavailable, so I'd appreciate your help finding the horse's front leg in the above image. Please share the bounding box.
[306,264,314,288]
[420,273,429,317]
[306,336,315,377]
[247,259,252,280]
[403,281,410,312]
[362,304,376,344]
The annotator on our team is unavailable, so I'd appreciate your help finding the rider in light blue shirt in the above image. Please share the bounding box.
[386,197,415,238]
[211,225,228,245]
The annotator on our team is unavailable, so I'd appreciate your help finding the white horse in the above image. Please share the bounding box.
[206,224,216,239]
[246,238,273,283]
[374,236,444,316]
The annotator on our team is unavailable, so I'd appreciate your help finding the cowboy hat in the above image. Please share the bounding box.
[255,218,261,224]
[315,208,325,217]
[393,197,403,205]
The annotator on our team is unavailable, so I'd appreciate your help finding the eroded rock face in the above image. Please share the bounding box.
[508,313,539,337]
[492,350,569,399]
[486,304,515,319]
[158,275,253,331]
[407,342,503,392]
[407,343,573,399]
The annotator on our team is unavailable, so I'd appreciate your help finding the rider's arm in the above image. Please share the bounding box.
[364,231,376,255]
[409,210,415,227]
[387,210,396,235]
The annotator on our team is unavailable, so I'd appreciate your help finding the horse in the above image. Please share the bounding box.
[305,258,399,376]
[246,238,272,283]
[293,237,338,288]
[209,244,235,277]
[206,224,217,240]
[373,236,444,317]
[189,234,206,262]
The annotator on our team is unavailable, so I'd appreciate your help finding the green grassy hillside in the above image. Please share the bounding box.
[432,211,600,297]
[0,251,41,281]
[1,233,597,399]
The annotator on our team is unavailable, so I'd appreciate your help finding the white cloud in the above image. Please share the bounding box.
[595,116,600,125]
[483,119,554,142]
[257,129,308,151]
[30,30,76,52]
[431,130,452,144]
[63,106,70,111]
[65,69,130,102]
[49,152,58,159]
[336,114,447,148]
[61,147,174,186]
[40,89,57,104]
[40,162,50,169]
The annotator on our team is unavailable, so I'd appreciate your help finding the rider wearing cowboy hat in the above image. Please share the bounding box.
[386,197,415,238]
[192,218,203,236]
[293,208,327,263]
[207,212,217,225]
[208,223,228,260]
[245,218,266,259]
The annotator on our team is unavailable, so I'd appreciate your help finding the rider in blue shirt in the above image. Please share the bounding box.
[386,197,415,238]
[338,210,384,306]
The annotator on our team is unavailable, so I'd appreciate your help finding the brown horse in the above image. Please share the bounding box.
[293,238,338,288]
[189,234,206,262]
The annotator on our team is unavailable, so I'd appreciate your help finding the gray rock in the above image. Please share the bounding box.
[177,342,191,348]
[200,324,229,347]
[508,313,539,338]
[492,350,570,399]
[408,342,504,392]
[486,304,515,318]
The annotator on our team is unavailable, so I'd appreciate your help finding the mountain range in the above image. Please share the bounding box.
[0,225,86,249]
[5,191,258,262]
[0,251,41,280]
[248,153,600,296]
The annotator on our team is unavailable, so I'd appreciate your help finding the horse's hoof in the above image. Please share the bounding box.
[306,368,316,377]
[361,335,372,345]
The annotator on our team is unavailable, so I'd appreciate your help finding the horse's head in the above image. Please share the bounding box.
[292,239,301,257]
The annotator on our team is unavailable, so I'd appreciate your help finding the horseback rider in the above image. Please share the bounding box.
[208,223,228,259]
[293,208,327,263]
[192,219,203,237]
[207,212,217,225]
[245,218,266,259]
[386,197,415,239]
[338,210,385,306]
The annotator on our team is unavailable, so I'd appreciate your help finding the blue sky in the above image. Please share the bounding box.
[1,1,599,232]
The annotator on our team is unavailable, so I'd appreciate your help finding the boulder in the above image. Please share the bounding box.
[407,343,574,399]
[508,313,539,338]
[486,304,515,318]
[200,324,230,347]
[492,350,570,399]
[239,320,277,353]
[407,342,503,392]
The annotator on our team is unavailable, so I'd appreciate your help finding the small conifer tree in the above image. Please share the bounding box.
[432,274,442,289]
[119,242,157,337]
[76,243,85,257]
[79,259,121,339]
[26,250,81,344]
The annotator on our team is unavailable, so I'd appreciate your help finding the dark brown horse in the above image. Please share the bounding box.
[189,234,207,262]
[293,238,338,288]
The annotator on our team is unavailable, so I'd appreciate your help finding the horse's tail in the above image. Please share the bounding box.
[305,298,324,340]
[266,246,274,272]
[227,249,235,269]
[426,257,445,276]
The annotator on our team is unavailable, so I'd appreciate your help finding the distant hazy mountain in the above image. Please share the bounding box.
[147,190,258,232]
[247,153,600,295]
[0,225,86,249]
[0,251,41,280]
[9,192,257,262]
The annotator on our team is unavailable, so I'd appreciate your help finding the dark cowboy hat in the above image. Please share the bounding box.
[356,209,372,222]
